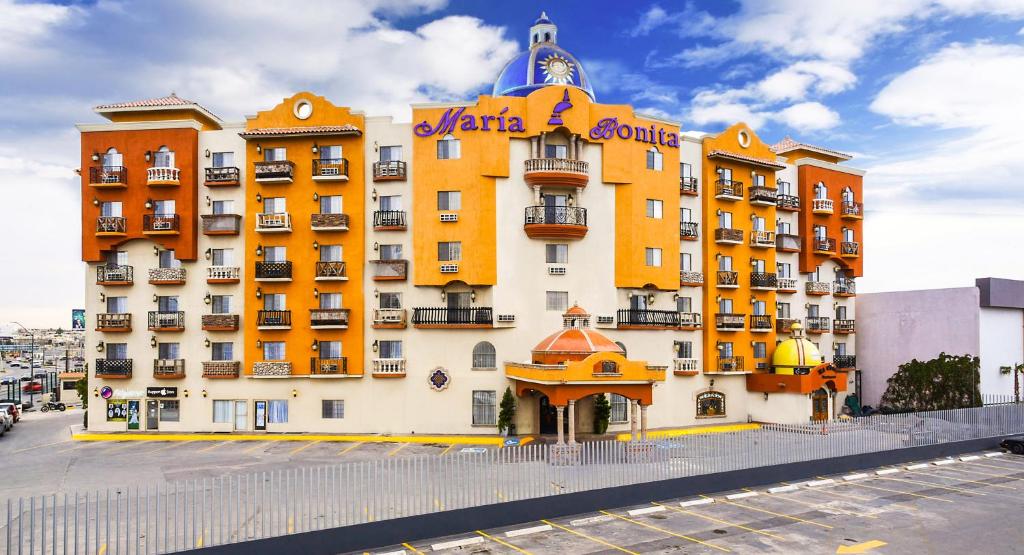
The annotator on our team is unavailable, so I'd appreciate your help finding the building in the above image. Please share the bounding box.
[79,14,865,434]
[858,277,1024,406]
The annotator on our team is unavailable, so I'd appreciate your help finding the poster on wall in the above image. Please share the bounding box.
[127,400,141,430]
[71,309,85,331]
[106,399,127,421]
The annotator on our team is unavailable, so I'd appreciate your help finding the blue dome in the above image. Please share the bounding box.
[493,43,595,101]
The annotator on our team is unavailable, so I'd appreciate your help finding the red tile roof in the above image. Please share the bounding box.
[240,125,362,138]
[771,136,851,161]
[93,93,222,123]
[706,149,786,170]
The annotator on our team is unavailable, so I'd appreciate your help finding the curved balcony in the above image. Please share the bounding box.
[841,241,860,258]
[841,201,863,219]
[95,359,132,379]
[750,272,777,290]
[254,160,294,184]
[254,261,292,281]
[201,214,241,236]
[680,177,698,195]
[373,160,407,182]
[88,166,127,188]
[256,213,291,233]
[310,308,350,329]
[315,261,347,281]
[812,198,834,214]
[312,158,349,181]
[311,213,350,231]
[813,237,836,255]
[750,230,776,248]
[680,271,704,287]
[673,358,699,376]
[373,210,407,231]
[750,314,773,332]
[715,179,743,200]
[153,359,185,379]
[147,167,180,186]
[142,214,180,235]
[714,227,743,245]
[256,310,291,330]
[716,270,739,288]
[97,264,133,285]
[680,221,698,240]
[205,166,239,186]
[715,313,745,331]
[96,216,127,237]
[524,206,587,240]
[524,158,589,188]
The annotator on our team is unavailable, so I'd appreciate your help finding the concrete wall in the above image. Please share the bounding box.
[979,307,1024,397]
[857,287,979,406]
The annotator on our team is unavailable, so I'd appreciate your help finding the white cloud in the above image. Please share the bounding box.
[0,0,77,61]
[772,102,840,131]
[757,61,857,102]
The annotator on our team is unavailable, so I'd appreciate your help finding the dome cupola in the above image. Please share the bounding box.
[531,304,623,364]
[772,323,824,375]
[493,12,596,101]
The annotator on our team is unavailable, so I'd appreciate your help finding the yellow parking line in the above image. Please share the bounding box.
[904,468,1017,491]
[338,442,362,456]
[440,444,456,456]
[242,441,266,454]
[940,464,1024,481]
[838,481,953,503]
[289,440,320,456]
[652,502,785,540]
[147,440,192,453]
[796,483,919,512]
[601,510,731,552]
[197,441,226,453]
[745,488,878,520]
[708,496,832,530]
[98,544,107,555]
[540,519,639,555]
[402,542,426,554]
[960,460,1024,472]
[477,530,532,554]
[11,440,72,455]
[873,476,984,496]
[388,443,408,457]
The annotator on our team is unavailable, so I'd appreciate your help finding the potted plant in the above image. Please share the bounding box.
[497,387,516,436]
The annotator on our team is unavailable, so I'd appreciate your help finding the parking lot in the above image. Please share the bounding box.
[377,450,1024,554]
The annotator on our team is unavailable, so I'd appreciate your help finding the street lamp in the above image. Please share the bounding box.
[11,321,35,407]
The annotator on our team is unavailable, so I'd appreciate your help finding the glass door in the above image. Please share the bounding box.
[234,400,247,431]
[146,400,159,430]
[254,400,267,431]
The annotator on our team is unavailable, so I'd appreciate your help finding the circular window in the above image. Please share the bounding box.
[293,99,313,120]
[737,129,751,148]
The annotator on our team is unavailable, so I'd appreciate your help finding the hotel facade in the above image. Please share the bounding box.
[79,15,864,435]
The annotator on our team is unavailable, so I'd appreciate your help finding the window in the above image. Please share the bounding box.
[157,343,179,360]
[438,241,462,261]
[752,301,766,316]
[777,303,791,319]
[268,400,288,423]
[264,246,286,262]
[264,147,286,162]
[62,381,77,391]
[320,293,342,309]
[676,296,692,313]
[472,342,496,369]
[472,391,497,426]
[842,187,855,203]
[320,245,343,262]
[646,147,663,170]
[211,152,233,168]
[720,167,733,182]
[379,195,403,211]
[379,292,402,309]
[778,180,792,196]
[753,173,765,187]
[437,134,460,159]
[609,394,629,423]
[546,291,568,311]
[211,248,232,266]
[718,256,732,271]
[263,341,285,361]
[718,211,733,228]
[719,298,733,313]
[212,342,233,361]
[752,258,765,272]
[646,199,663,219]
[544,143,567,159]
[807,304,820,318]
[106,343,127,360]
[320,195,342,214]
[154,200,175,216]
[680,252,692,271]
[675,340,693,358]
[835,342,847,356]
[843,228,855,242]
[753,342,767,359]
[379,145,402,162]
[106,296,127,313]
[630,294,648,310]
[645,247,662,267]
[106,400,127,422]
[680,207,693,223]
[752,216,766,231]
[159,400,180,422]
[102,148,122,168]
[777,262,792,278]
[814,225,826,240]
[100,201,122,217]
[836,305,848,320]
[322,400,345,419]
[264,197,286,214]
[263,293,286,311]
[815,182,828,199]
[697,391,726,417]
[157,296,178,312]
[778,221,792,235]
[212,200,234,215]
[211,295,231,314]
[546,244,568,263]
[319,145,342,161]
[105,250,128,266]
[379,244,403,260]
[153,146,174,168]
[158,249,180,269]
[213,400,232,423]
[378,340,402,359]
[437,191,462,211]
[680,162,693,179]
[319,341,342,358]
[810,265,822,282]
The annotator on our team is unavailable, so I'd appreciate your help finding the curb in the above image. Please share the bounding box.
[71,432,535,447]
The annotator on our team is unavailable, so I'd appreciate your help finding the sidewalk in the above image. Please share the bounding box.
[71,427,536,447]
[613,422,760,441]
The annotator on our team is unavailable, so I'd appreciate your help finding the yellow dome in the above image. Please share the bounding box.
[772,323,823,375]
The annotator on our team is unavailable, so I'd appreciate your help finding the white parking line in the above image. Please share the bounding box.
[569,515,613,526]
[377,551,406,555]
[430,536,484,550]
[959,455,981,461]
[680,498,715,507]
[768,485,800,494]
[627,505,666,516]
[933,459,956,466]
[906,463,930,470]
[843,473,869,481]
[806,479,835,487]
[876,468,901,475]
[725,491,759,500]
[985,452,1006,458]
[505,524,552,538]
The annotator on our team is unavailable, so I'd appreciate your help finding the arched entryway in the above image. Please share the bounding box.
[811,389,830,421]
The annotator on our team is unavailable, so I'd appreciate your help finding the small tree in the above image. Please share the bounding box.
[593,394,611,435]
[75,378,88,410]
[881,352,981,412]
[497,387,516,435]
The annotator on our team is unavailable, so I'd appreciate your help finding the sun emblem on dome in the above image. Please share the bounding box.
[539,53,576,85]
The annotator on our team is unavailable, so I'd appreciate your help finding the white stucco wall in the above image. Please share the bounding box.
[979,307,1024,397]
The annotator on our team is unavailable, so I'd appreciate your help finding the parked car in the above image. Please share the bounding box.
[21,381,42,393]
[0,402,20,423]
[0,376,17,385]
[999,435,1024,455]
[0,411,11,434]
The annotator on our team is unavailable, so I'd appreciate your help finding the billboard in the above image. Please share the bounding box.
[71,309,85,331]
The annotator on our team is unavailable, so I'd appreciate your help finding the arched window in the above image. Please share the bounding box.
[471,341,496,369]
[696,391,726,417]
[646,147,663,171]
[437,134,460,160]
[544,32,551,42]
[102,147,122,168]
[814,182,828,200]
[842,187,854,203]
[154,145,175,168]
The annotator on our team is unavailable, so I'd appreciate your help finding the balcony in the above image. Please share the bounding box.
[750,314,773,332]
[95,359,132,379]
[254,261,292,281]
[716,270,739,289]
[806,281,831,295]
[96,216,127,237]
[147,167,180,186]
[207,266,240,284]
[373,308,407,329]
[252,361,293,377]
[202,360,240,379]
[153,358,185,379]
[715,313,745,331]
[97,265,133,285]
[312,158,349,181]
[679,312,702,330]
[750,272,777,290]
[777,318,801,333]
[148,311,185,331]
[373,160,407,182]
[96,313,131,332]
[201,214,242,236]
[313,261,347,281]
[256,213,291,233]
[776,233,801,253]
[834,319,856,334]
[524,158,589,188]
[205,166,240,186]
[680,271,704,287]
[311,213,350,231]
[841,201,863,220]
[523,206,587,239]
[201,314,239,331]
[673,358,699,376]
[716,356,745,373]
[254,160,295,183]
[142,214,180,235]
[749,185,778,206]
[616,309,680,330]
[310,308,350,329]
[834,279,856,297]
[88,166,127,188]
[310,357,356,377]
[806,316,830,334]
[776,194,800,211]
[750,230,776,248]
[256,310,291,330]
[373,210,407,231]
[680,221,698,240]
[371,259,408,281]
[413,307,494,328]
[372,358,406,378]
[777,277,798,293]
[833,354,856,369]
[812,198,834,214]
[148,267,186,285]
[841,241,860,258]
[680,176,698,196]
[813,237,836,255]
[714,179,743,200]
[714,227,743,245]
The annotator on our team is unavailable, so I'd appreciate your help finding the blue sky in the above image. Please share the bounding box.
[2,0,1024,326]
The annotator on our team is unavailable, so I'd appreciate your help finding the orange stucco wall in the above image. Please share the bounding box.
[797,164,863,277]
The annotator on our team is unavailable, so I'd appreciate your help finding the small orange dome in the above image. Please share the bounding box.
[532,304,624,364]
[564,303,588,316]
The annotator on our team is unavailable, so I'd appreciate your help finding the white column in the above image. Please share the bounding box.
[539,132,547,158]
[530,136,539,159]
[534,185,542,205]
[640,404,649,441]
[630,399,639,442]
[556,405,565,445]
[568,399,576,444]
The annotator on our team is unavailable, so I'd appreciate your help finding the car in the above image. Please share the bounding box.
[21,381,42,393]
[999,435,1024,455]
[0,376,17,385]
[0,402,20,423]
[0,411,11,434]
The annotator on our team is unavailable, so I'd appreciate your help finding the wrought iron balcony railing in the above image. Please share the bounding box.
[841,201,863,218]
[813,237,837,254]
[311,357,350,375]
[153,358,185,378]
[96,216,127,234]
[96,313,131,331]
[148,311,185,330]
[523,206,587,226]
[254,261,292,280]
[142,214,180,233]
[715,179,744,199]
[315,261,347,280]
[679,176,698,195]
[373,160,407,181]
[776,194,800,210]
[750,272,777,289]
[96,264,133,284]
[412,307,494,326]
[806,316,831,332]
[716,270,739,287]
[833,354,857,369]
[834,279,857,296]
[373,210,407,229]
[256,310,291,328]
[95,358,132,378]
[750,314,773,331]
[680,221,698,239]
[616,309,681,327]
[717,356,744,372]
[89,166,126,186]
[749,185,778,205]
[205,166,239,184]
[312,158,349,180]
[253,160,294,182]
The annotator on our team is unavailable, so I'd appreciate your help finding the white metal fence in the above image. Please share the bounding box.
[5,400,1024,554]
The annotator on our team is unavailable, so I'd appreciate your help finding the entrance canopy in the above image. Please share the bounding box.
[506,350,664,405]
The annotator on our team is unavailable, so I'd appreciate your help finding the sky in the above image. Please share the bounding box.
[2,0,1024,327]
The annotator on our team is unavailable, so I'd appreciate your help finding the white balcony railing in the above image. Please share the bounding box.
[524,158,589,175]
[147,167,180,183]
[812,198,834,213]
[777,277,798,290]
[372,358,406,375]
[207,266,240,281]
[256,213,292,232]
[673,358,699,373]
[750,230,776,247]
[373,308,407,325]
